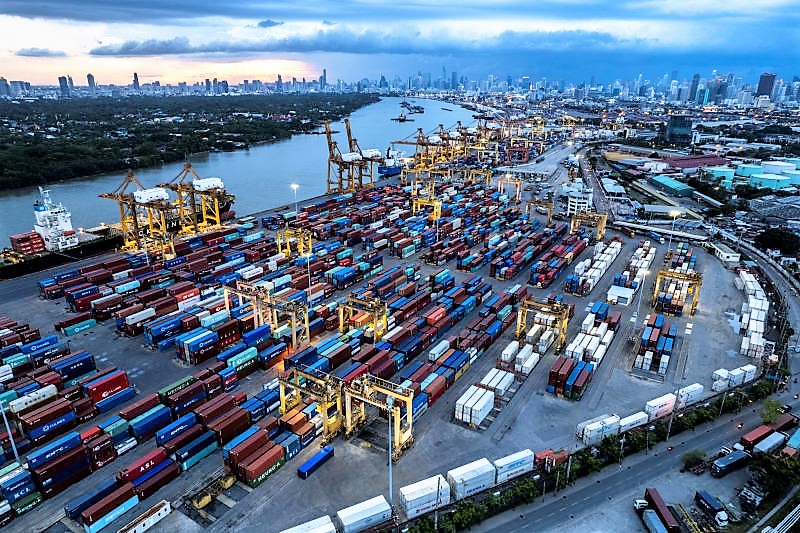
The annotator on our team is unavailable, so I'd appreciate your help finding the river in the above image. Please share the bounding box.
[0,97,476,239]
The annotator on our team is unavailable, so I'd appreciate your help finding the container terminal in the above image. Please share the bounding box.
[0,113,786,533]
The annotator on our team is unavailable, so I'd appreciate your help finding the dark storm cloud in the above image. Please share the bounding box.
[15,47,67,57]
[90,27,640,57]
[257,19,283,28]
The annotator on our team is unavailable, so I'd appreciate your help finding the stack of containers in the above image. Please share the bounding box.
[28,431,91,498]
[454,385,495,426]
[398,474,450,519]
[711,368,729,392]
[644,393,676,422]
[675,383,704,409]
[737,270,769,360]
[565,238,623,295]
[633,313,677,375]
[581,415,621,445]
[117,447,180,500]
[0,462,41,516]
[610,240,656,293]
[564,306,622,369]
[618,411,649,433]
[336,495,392,533]
[446,458,497,501]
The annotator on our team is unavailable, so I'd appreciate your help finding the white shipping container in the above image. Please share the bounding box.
[8,384,58,413]
[455,386,481,422]
[712,379,728,392]
[525,324,543,344]
[280,516,337,533]
[712,368,729,381]
[336,495,392,533]
[500,340,520,363]
[428,340,450,362]
[676,383,704,409]
[515,344,534,367]
[469,390,495,426]
[399,475,450,519]
[728,368,745,386]
[739,364,757,381]
[494,372,515,396]
[125,307,156,326]
[576,414,611,439]
[493,449,535,483]
[447,458,497,501]
[519,351,540,375]
[619,411,649,432]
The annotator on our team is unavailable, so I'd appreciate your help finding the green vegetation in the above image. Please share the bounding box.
[681,449,707,469]
[760,399,783,425]
[0,94,378,189]
[754,228,800,255]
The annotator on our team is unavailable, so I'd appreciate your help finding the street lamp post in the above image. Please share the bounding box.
[0,402,19,464]
[291,183,299,214]
[387,396,394,506]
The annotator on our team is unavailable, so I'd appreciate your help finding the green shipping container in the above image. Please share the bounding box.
[64,319,97,336]
[12,491,43,515]
[246,457,285,488]
[158,376,196,400]
[105,418,131,437]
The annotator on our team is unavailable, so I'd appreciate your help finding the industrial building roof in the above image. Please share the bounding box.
[662,154,728,169]
[649,174,695,194]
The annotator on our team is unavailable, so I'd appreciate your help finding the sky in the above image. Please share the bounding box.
[2,0,799,87]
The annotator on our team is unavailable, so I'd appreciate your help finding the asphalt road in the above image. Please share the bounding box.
[475,406,769,532]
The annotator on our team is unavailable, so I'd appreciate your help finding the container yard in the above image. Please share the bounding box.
[0,139,764,532]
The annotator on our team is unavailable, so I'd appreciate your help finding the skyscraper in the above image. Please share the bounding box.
[321,69,327,89]
[58,76,70,98]
[0,78,10,98]
[87,73,96,93]
[688,74,700,103]
[132,72,140,91]
[756,73,776,97]
[67,75,74,93]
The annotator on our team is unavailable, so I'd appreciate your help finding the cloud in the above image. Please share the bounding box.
[15,47,66,57]
[257,19,283,28]
[90,27,647,57]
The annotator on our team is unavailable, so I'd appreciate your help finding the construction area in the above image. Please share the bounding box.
[0,114,776,533]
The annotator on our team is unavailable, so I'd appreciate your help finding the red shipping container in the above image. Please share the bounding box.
[117,447,168,483]
[119,393,160,420]
[85,371,130,404]
[81,483,136,525]
[423,375,447,406]
[134,461,180,500]
[162,424,203,455]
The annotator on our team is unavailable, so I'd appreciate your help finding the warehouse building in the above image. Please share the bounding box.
[647,175,695,197]
[708,241,741,267]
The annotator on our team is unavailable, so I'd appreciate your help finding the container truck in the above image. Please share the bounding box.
[643,487,680,533]
[740,425,773,450]
[641,509,668,533]
[648,231,666,245]
[711,450,750,477]
[694,490,729,527]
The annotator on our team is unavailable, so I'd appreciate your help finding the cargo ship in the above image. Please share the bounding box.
[1,181,236,279]
[0,188,123,279]
[377,149,407,177]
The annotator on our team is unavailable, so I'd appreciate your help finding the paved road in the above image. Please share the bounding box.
[475,407,768,532]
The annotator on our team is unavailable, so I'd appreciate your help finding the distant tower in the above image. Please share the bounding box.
[276,74,283,92]
[58,76,70,98]
[87,73,96,94]
[132,72,140,90]
[321,69,327,88]
[756,73,776,97]
[0,78,10,97]
[67,75,74,93]
[689,74,700,103]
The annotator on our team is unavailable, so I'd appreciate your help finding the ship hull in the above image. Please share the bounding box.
[0,233,123,280]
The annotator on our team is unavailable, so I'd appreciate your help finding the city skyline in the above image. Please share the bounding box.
[2,1,799,85]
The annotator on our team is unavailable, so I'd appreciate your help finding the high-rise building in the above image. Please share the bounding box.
[321,68,327,89]
[67,75,74,93]
[688,74,700,103]
[756,73,776,97]
[451,71,458,91]
[58,76,70,98]
[132,72,140,91]
[87,73,96,93]
[276,74,283,92]
[0,78,9,97]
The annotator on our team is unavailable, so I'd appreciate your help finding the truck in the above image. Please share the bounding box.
[711,450,750,477]
[643,487,680,533]
[740,425,773,450]
[694,490,729,527]
[535,155,546,163]
[648,231,666,245]
[641,509,669,533]
[753,431,787,454]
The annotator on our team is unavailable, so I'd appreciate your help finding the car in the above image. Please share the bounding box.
[633,499,649,510]
[781,404,793,413]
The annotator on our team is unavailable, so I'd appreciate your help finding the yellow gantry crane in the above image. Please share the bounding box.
[277,228,313,257]
[100,170,174,252]
[515,299,570,353]
[411,179,443,221]
[525,200,554,225]
[570,212,608,241]
[159,162,234,235]
[343,374,415,461]
[498,174,523,203]
[339,295,389,342]
[344,118,383,190]
[279,367,343,444]
[225,281,310,349]
[325,121,363,195]
[651,269,703,316]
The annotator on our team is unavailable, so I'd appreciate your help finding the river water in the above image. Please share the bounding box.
[0,97,476,239]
